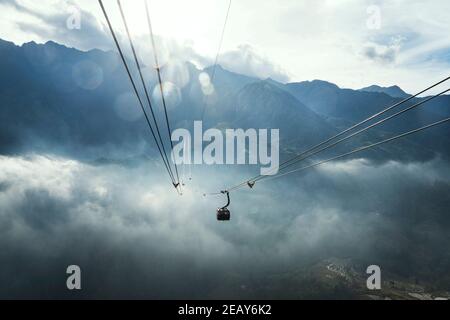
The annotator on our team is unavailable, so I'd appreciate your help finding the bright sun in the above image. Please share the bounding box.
[112,0,231,57]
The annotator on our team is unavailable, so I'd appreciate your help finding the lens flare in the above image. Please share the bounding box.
[152,81,182,109]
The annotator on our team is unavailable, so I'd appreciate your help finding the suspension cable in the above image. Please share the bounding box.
[200,0,232,122]
[252,117,450,187]
[117,0,183,191]
[249,87,450,186]
[98,0,176,187]
[144,0,182,191]
[226,77,450,191]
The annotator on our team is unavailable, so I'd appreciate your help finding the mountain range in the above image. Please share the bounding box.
[0,38,449,163]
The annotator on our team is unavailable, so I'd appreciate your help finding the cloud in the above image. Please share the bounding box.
[0,0,290,82]
[362,43,398,64]
[361,37,404,65]
[0,154,449,298]
[8,1,112,51]
[0,0,33,13]
[219,44,290,82]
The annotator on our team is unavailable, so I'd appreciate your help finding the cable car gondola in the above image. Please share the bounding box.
[216,191,231,221]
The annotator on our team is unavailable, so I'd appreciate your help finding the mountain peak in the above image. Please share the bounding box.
[264,77,284,85]
[359,84,410,98]
[307,80,340,89]
[287,79,340,91]
[0,38,15,46]
[22,40,38,47]
[19,40,77,54]
[204,63,224,73]
[245,79,286,94]
[45,40,62,47]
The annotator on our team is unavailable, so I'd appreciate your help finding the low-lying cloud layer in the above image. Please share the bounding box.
[1,154,449,298]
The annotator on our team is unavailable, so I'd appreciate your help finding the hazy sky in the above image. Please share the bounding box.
[1,0,450,93]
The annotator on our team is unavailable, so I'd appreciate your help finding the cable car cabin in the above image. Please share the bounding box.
[217,207,231,221]
[216,191,231,221]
